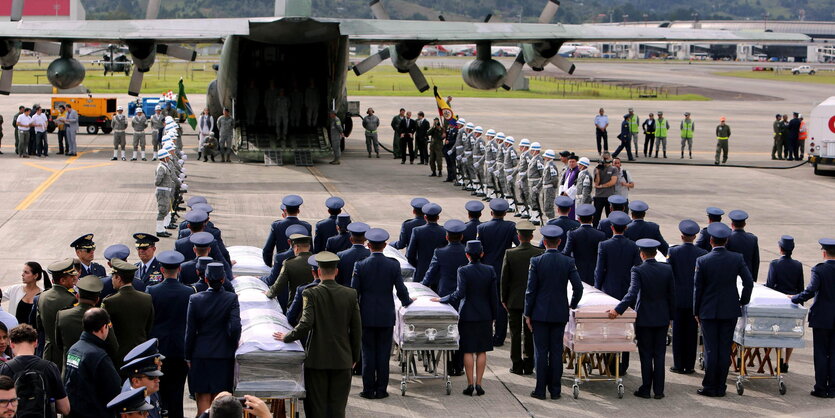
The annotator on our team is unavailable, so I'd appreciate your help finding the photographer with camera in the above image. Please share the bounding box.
[196,392,273,418]
[592,152,619,227]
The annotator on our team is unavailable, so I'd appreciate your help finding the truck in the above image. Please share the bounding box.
[128,97,185,122]
[791,65,816,75]
[51,97,116,134]
[808,96,835,175]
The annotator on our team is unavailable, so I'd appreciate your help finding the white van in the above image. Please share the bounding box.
[809,96,835,175]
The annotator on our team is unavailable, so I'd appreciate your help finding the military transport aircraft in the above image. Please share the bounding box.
[0,0,808,162]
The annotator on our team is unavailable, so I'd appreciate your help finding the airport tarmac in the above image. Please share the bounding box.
[0,62,833,416]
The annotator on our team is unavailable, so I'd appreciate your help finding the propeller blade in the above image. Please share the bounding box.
[0,68,14,95]
[128,69,144,96]
[407,63,429,93]
[501,52,526,90]
[369,0,389,20]
[483,14,492,23]
[538,0,560,24]
[10,0,23,22]
[32,42,60,56]
[352,47,390,76]
[156,44,196,61]
[145,0,161,19]
[549,54,575,75]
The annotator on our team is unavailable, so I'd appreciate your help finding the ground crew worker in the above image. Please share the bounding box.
[102,259,154,365]
[714,116,731,165]
[642,113,656,158]
[627,107,640,159]
[654,111,669,158]
[694,223,753,398]
[131,108,148,161]
[150,105,166,159]
[537,150,559,222]
[563,204,606,285]
[275,88,290,140]
[502,220,543,375]
[216,108,234,163]
[154,149,177,238]
[726,210,760,282]
[55,275,117,373]
[276,252,361,416]
[262,194,313,267]
[63,308,121,418]
[772,113,785,160]
[407,203,447,283]
[428,118,444,176]
[525,225,583,399]
[547,196,580,252]
[798,114,808,160]
[668,220,707,375]
[362,108,380,158]
[391,108,405,159]
[266,233,314,306]
[477,198,520,347]
[351,229,413,399]
[680,112,695,159]
[39,259,79,366]
[624,200,670,256]
[391,197,429,250]
[765,235,803,373]
[608,238,675,400]
[328,110,344,165]
[112,106,128,161]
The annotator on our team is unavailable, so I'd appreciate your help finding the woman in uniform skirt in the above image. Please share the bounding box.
[185,263,241,412]
[765,235,804,372]
[433,240,498,396]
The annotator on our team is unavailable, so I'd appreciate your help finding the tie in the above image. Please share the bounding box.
[140,265,146,278]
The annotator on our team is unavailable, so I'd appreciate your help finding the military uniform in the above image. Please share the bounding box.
[668,220,708,374]
[313,197,344,253]
[452,122,467,183]
[267,250,314,306]
[513,146,532,215]
[623,201,670,256]
[538,156,559,221]
[695,207,724,253]
[336,242,371,287]
[563,205,607,285]
[765,237,804,295]
[362,112,380,157]
[477,199,520,346]
[154,151,179,237]
[102,259,154,365]
[64,331,122,418]
[325,214,352,254]
[55,300,120,375]
[111,111,128,160]
[726,210,760,282]
[546,200,581,252]
[262,195,312,266]
[216,113,234,162]
[276,93,290,139]
[150,110,166,157]
[328,115,344,164]
[714,121,731,164]
[406,203,446,283]
[471,130,487,195]
[131,111,148,160]
[120,350,164,418]
[391,197,428,250]
[501,139,519,202]
[38,260,78,367]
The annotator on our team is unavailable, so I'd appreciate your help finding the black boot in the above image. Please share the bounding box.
[210,154,215,162]
[197,152,202,161]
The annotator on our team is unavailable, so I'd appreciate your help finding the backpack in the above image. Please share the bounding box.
[6,359,55,418]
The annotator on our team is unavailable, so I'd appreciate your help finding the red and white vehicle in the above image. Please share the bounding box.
[809,96,835,175]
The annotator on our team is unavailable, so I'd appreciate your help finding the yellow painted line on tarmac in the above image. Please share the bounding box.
[22,162,58,173]
[15,151,109,211]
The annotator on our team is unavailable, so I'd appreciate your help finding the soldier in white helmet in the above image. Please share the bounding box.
[471,126,487,197]
[150,105,166,159]
[452,118,466,185]
[111,106,128,161]
[490,132,506,200]
[500,135,518,204]
[526,142,544,225]
[131,108,148,161]
[481,129,497,199]
[154,149,179,237]
[512,139,532,218]
[539,149,560,222]
[460,122,475,190]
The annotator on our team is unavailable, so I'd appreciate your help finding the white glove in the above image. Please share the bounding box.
[181,183,188,191]
[182,154,188,161]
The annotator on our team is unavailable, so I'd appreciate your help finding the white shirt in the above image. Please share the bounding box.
[2,284,41,319]
[31,113,48,133]
[16,114,32,128]
[594,114,609,130]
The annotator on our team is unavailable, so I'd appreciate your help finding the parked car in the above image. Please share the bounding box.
[791,65,816,75]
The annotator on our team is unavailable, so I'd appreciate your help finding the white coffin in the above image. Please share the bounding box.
[228,246,271,277]
[564,283,637,353]
[734,281,807,349]
[394,282,459,350]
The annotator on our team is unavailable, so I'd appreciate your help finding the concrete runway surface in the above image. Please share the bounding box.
[0,62,833,416]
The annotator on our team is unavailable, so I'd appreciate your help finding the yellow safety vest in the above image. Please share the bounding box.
[656,119,668,137]
[628,114,639,133]
[681,120,694,139]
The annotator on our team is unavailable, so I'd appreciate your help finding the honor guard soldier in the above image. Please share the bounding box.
[133,233,162,286]
[351,228,413,399]
[154,149,178,238]
[178,196,209,231]
[624,201,670,256]
[726,210,760,282]
[502,220,544,375]
[547,196,580,252]
[55,275,118,373]
[131,108,148,161]
[421,220,468,375]
[501,136,519,207]
[150,105,166,159]
[607,239,675,399]
[64,308,122,418]
[470,126,487,197]
[313,196,345,253]
[538,149,560,222]
[594,211,641,374]
[391,197,429,249]
[262,195,312,267]
[112,106,128,161]
[325,213,353,254]
[102,259,155,365]
[694,223,753,397]
[695,207,724,253]
[335,222,371,287]
[563,204,607,285]
[407,203,447,284]
[71,234,106,277]
[596,195,628,240]
[668,220,708,375]
[766,236,803,373]
[790,238,835,398]
[512,139,532,218]
[120,352,163,418]
[287,255,321,328]
[481,129,497,198]
[146,251,193,418]
[463,200,484,243]
[101,244,145,301]
[266,233,314,309]
[525,142,544,225]
[259,223,308,290]
[108,386,155,418]
[478,198,519,347]
[488,132,506,200]
[452,119,466,184]
[524,225,583,400]
[39,259,79,366]
[277,252,361,417]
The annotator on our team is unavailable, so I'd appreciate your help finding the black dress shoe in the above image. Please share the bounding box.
[550,393,561,400]
[633,391,651,399]
[463,385,474,396]
[111,157,117,161]
[670,367,685,374]
[530,391,546,400]
[697,388,716,397]
[654,394,665,399]
[375,392,389,399]
[811,390,829,398]
[156,231,172,238]
[475,385,485,396]
[450,369,464,377]
[359,392,375,399]
[509,368,524,375]
[682,369,696,375]
[443,179,453,182]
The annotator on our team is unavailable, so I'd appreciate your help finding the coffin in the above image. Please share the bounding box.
[384,245,416,281]
[233,276,306,398]
[394,282,459,350]
[228,246,272,277]
[564,283,637,353]
[734,281,807,349]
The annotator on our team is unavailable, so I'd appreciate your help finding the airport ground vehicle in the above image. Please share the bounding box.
[51,97,116,134]
[791,65,816,75]
[808,96,835,175]
[128,97,185,122]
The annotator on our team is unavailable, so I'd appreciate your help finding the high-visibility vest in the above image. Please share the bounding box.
[656,119,668,137]
[681,120,694,139]
[628,114,639,133]
[799,121,808,141]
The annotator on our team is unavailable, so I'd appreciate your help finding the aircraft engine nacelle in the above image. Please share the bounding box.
[0,40,21,69]
[522,41,562,71]
[128,40,157,73]
[390,41,423,73]
[461,58,507,90]
[46,57,85,89]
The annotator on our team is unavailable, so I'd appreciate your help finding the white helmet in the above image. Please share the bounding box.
[519,138,531,148]
[485,128,496,137]
[579,157,591,167]
[530,142,541,151]
[156,149,169,160]
[474,126,483,134]
[504,135,514,145]
[495,132,506,141]
[456,118,466,125]
[164,116,174,122]
[543,149,556,159]
[465,122,474,130]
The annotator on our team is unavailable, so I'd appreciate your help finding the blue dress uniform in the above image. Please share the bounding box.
[107,387,155,417]
[694,223,753,397]
[64,331,122,418]
[134,232,163,286]
[563,204,607,285]
[325,213,353,254]
[623,201,670,256]
[463,200,484,243]
[351,229,412,398]
[407,203,448,284]
[391,197,429,249]
[668,220,708,373]
[695,207,724,253]
[174,211,228,263]
[596,196,628,240]
[119,353,164,418]
[313,196,344,253]
[477,198,520,346]
[262,195,313,266]
[189,203,231,264]
[335,222,370,287]
[71,234,107,277]
[185,263,241,394]
[791,239,835,397]
[259,223,309,296]
[177,231,233,281]
[178,196,207,231]
[726,210,761,282]
[422,220,469,299]
[546,196,581,252]
[524,226,583,399]
[766,236,804,295]
[146,251,194,418]
[613,239,676,398]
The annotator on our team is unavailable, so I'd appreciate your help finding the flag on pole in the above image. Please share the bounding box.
[176,78,197,130]
[433,86,456,126]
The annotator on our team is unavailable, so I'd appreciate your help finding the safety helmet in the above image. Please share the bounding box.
[530,142,541,151]
[457,118,466,125]
[485,129,496,137]
[474,126,483,134]
[495,132,506,141]
[156,149,169,160]
[543,149,556,159]
[519,138,531,148]
[465,122,474,130]
[504,136,515,145]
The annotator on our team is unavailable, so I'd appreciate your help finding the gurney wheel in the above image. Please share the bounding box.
[698,355,704,371]
[666,334,672,346]
[572,384,579,399]
[617,384,624,399]
[778,380,786,395]
[736,381,744,396]
[446,380,452,395]
[401,381,407,396]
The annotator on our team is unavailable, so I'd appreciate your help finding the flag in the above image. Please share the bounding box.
[434,86,456,126]
[162,90,175,101]
[176,79,197,130]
